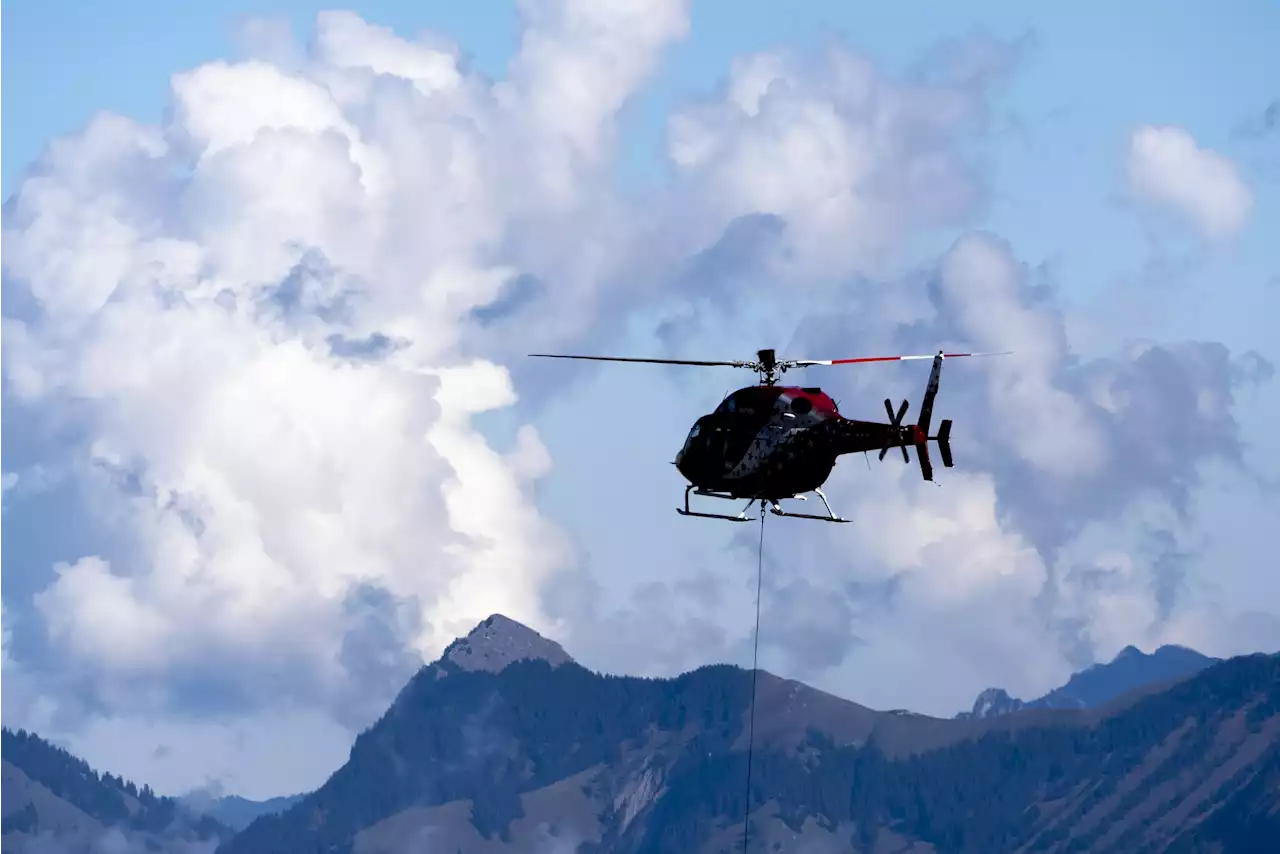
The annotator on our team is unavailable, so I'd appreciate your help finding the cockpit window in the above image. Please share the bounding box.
[688,423,701,439]
[717,389,760,415]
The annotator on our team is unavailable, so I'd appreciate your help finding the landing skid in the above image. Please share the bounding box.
[767,489,851,523]
[676,486,850,523]
[677,486,758,522]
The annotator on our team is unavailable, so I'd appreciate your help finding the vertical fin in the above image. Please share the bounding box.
[916,440,934,481]
[914,352,945,482]
[917,351,944,436]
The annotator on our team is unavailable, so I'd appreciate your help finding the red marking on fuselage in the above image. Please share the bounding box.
[776,385,840,417]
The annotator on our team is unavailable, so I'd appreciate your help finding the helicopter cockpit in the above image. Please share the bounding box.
[714,386,773,416]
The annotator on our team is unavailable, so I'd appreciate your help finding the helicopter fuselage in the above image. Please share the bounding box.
[674,384,920,500]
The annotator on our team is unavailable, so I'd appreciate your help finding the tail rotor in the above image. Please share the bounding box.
[879,398,910,463]
[878,352,960,482]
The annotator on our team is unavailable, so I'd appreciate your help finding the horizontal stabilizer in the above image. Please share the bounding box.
[937,419,953,468]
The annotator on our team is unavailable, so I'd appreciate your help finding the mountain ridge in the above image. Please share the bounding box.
[180,792,306,832]
[956,642,1221,720]
[6,616,1275,854]
[213,615,1279,854]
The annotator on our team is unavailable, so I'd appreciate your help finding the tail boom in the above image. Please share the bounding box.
[829,351,960,482]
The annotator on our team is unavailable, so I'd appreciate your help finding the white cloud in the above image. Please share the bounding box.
[0,471,16,504]
[662,38,1013,285]
[0,599,11,670]
[1125,124,1253,240]
[934,232,1109,479]
[2,1,690,770]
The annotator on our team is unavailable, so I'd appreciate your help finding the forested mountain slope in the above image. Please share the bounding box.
[216,616,1280,854]
[2,727,231,853]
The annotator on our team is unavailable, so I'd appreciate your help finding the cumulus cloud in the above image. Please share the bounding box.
[904,233,1270,553]
[1124,124,1253,240]
[2,0,690,785]
[662,30,1023,287]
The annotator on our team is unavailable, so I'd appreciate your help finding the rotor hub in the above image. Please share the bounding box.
[755,348,782,385]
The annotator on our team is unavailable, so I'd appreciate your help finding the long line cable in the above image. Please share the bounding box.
[741,502,766,853]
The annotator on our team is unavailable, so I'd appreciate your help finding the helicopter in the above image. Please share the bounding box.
[528,347,1008,523]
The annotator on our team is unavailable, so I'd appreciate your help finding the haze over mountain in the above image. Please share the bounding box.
[1,727,231,852]
[179,792,305,833]
[211,615,1279,854]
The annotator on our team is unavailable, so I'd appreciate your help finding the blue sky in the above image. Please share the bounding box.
[3,0,1278,799]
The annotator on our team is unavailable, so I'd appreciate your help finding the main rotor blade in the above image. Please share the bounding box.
[528,354,747,368]
[789,351,1011,367]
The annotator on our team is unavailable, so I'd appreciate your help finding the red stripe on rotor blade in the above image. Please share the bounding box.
[825,352,997,364]
[826,355,930,364]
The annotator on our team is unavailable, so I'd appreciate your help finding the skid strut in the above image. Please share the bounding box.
[677,485,850,523]
[767,488,851,523]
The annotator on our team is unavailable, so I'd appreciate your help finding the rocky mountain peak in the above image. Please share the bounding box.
[955,643,1220,720]
[1113,644,1144,662]
[439,614,573,674]
[958,687,1025,720]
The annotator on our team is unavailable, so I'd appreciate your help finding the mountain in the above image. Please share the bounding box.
[957,644,1221,720]
[217,615,1280,854]
[1,727,232,853]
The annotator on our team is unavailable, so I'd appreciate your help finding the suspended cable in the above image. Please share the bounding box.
[741,502,766,853]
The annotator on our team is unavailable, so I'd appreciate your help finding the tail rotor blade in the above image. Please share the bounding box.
[883,398,909,428]
[880,398,912,463]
